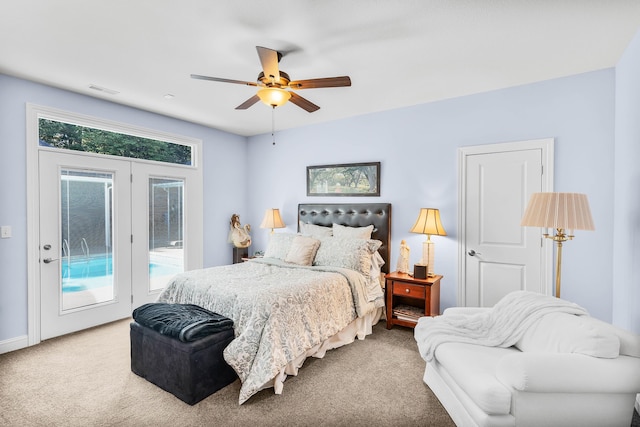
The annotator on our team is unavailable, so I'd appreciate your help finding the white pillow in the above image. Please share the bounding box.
[515,312,620,358]
[263,233,298,260]
[299,221,333,237]
[332,223,374,239]
[578,316,640,357]
[284,236,321,266]
[314,237,382,278]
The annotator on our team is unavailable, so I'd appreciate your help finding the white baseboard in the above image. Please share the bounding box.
[635,394,640,414]
[0,335,29,355]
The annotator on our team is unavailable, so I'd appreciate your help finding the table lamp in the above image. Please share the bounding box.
[410,208,447,277]
[260,208,286,234]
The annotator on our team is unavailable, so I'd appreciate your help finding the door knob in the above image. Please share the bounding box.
[468,249,482,257]
[42,258,59,264]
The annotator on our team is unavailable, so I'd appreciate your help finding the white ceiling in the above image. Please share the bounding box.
[2,1,640,137]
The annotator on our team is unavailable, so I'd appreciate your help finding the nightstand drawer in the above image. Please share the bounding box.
[391,282,425,299]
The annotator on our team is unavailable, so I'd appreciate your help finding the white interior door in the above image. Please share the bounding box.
[39,151,132,340]
[459,139,553,307]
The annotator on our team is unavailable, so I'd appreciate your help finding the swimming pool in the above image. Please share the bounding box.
[61,255,182,292]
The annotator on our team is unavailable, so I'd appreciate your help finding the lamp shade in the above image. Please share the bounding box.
[257,87,291,107]
[260,208,286,230]
[521,193,595,231]
[410,208,447,236]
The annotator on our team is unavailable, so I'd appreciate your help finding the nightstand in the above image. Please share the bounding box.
[385,271,441,329]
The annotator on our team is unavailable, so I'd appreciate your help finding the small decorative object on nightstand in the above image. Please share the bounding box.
[385,271,441,329]
[396,239,411,274]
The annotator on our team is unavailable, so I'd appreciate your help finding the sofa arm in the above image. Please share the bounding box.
[497,352,640,393]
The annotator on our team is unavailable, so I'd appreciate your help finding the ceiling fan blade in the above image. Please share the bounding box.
[289,76,351,89]
[256,46,281,84]
[191,74,257,86]
[289,92,320,112]
[235,95,260,110]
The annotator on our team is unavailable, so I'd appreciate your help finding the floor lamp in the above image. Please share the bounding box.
[410,208,447,277]
[521,193,595,298]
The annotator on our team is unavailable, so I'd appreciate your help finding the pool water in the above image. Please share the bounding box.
[61,256,182,292]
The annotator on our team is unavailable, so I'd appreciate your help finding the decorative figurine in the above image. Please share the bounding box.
[228,214,252,248]
[396,239,411,274]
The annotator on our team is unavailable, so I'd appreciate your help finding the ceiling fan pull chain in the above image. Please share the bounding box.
[272,105,276,145]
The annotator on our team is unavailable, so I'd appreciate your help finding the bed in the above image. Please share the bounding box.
[157,202,392,404]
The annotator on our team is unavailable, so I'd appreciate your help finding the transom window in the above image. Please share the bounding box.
[39,118,193,166]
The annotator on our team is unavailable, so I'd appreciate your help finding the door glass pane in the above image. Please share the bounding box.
[149,178,184,291]
[60,170,114,311]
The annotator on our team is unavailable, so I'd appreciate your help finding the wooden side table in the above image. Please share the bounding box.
[232,247,248,264]
[385,271,441,329]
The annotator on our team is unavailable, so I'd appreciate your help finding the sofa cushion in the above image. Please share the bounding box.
[515,312,620,358]
[435,342,517,415]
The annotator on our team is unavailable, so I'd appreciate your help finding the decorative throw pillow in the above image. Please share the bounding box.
[263,233,298,260]
[314,237,382,277]
[515,312,620,358]
[579,315,640,357]
[332,223,374,239]
[299,221,333,237]
[284,236,321,266]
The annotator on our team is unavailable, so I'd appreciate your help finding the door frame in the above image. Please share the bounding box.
[26,103,203,345]
[457,138,555,307]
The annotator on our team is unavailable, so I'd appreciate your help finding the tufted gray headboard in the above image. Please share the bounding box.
[298,203,392,273]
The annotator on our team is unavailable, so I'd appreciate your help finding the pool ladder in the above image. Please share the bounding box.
[81,237,90,260]
[61,239,71,278]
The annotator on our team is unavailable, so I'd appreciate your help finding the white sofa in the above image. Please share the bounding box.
[415,298,640,427]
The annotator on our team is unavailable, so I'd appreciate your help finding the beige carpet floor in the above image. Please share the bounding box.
[0,319,454,427]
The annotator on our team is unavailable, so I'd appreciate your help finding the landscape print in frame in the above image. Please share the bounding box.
[306,162,380,197]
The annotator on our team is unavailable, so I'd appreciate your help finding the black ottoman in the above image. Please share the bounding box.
[130,314,237,405]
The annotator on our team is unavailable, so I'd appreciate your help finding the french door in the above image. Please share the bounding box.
[39,151,201,340]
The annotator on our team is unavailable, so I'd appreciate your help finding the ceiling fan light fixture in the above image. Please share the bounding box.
[257,87,291,107]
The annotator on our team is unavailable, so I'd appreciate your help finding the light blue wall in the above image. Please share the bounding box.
[1,58,634,346]
[0,74,247,342]
[613,29,640,334]
[246,69,617,322]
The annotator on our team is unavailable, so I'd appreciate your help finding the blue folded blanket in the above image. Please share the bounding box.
[133,303,234,342]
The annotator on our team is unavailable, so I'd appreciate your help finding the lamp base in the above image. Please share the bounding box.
[422,240,435,276]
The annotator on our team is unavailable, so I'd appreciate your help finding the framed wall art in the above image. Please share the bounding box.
[306,162,380,197]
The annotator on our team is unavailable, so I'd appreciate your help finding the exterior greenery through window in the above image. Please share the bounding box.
[39,119,192,165]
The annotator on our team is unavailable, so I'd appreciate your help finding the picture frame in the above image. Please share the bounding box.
[306,162,380,197]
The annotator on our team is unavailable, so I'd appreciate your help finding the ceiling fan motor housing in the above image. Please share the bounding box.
[258,71,290,88]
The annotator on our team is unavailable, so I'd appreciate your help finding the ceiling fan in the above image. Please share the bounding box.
[191,46,351,112]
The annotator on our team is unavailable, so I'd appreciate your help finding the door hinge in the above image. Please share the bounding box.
[130,173,133,183]
[131,234,133,243]
[131,295,133,304]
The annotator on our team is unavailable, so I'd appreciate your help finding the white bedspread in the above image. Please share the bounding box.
[415,291,588,362]
[157,258,382,404]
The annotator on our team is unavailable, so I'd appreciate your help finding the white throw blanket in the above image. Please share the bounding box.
[415,291,588,362]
